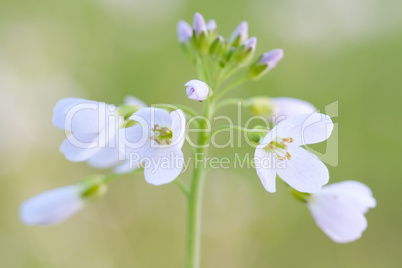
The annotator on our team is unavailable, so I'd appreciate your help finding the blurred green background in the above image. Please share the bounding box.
[1,0,401,267]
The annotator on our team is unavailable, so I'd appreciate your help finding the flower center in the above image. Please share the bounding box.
[265,137,294,161]
[150,124,173,145]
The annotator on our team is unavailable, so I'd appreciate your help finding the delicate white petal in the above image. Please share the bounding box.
[275,113,334,146]
[272,97,316,121]
[276,146,329,193]
[20,186,84,226]
[124,96,147,108]
[53,98,116,134]
[170,109,186,150]
[254,148,277,192]
[87,145,120,169]
[114,160,141,174]
[143,149,183,185]
[60,133,102,162]
[308,194,368,243]
[130,107,172,130]
[317,181,376,213]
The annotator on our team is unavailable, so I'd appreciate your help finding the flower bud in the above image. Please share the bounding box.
[177,20,193,43]
[260,49,284,69]
[185,80,209,101]
[271,97,316,121]
[248,48,284,80]
[247,126,269,144]
[207,19,217,32]
[193,12,207,36]
[230,21,248,47]
[20,175,107,226]
[246,97,275,116]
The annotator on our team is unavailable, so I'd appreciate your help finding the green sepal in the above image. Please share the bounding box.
[78,175,108,202]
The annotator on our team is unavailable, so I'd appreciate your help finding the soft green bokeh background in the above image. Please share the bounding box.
[1,0,401,267]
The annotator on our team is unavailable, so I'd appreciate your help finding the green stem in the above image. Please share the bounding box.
[185,99,212,268]
[213,125,269,134]
[175,178,190,198]
[213,98,245,114]
[213,77,247,101]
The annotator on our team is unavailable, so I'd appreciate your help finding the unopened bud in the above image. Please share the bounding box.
[230,21,248,47]
[185,80,209,101]
[246,97,275,116]
[193,12,207,36]
[247,126,270,144]
[248,48,284,80]
[177,20,193,43]
[207,19,217,32]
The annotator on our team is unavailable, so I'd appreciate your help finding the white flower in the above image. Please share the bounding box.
[123,107,186,185]
[185,80,209,101]
[254,113,333,193]
[307,181,376,243]
[272,97,316,121]
[20,186,85,225]
[53,96,146,169]
[230,21,248,44]
[193,12,207,36]
[177,20,193,43]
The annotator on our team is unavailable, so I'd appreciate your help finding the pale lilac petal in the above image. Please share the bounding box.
[177,20,193,43]
[275,113,334,146]
[124,96,147,108]
[193,13,207,35]
[276,146,329,193]
[130,107,172,130]
[53,98,98,131]
[308,194,368,243]
[206,19,217,31]
[254,148,277,192]
[230,21,248,43]
[317,181,376,213]
[20,186,84,226]
[272,97,316,121]
[60,133,102,162]
[143,149,184,185]
[170,109,186,150]
[185,80,209,101]
[260,49,284,69]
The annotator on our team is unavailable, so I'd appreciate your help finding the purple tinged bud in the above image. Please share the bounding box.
[177,20,193,43]
[230,21,248,43]
[244,37,257,51]
[260,49,284,69]
[185,79,209,101]
[207,19,217,32]
[193,12,207,36]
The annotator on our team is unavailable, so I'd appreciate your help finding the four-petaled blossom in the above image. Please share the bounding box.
[123,108,186,185]
[307,181,376,243]
[185,80,209,101]
[230,21,248,45]
[53,97,145,170]
[260,49,284,70]
[193,12,207,36]
[254,113,333,193]
[20,185,85,225]
[177,20,193,43]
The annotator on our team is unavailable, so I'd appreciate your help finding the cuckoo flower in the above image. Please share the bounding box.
[20,176,107,226]
[123,107,186,185]
[53,96,145,169]
[307,181,376,243]
[254,113,333,193]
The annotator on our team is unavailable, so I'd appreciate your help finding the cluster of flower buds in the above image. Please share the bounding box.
[177,12,284,81]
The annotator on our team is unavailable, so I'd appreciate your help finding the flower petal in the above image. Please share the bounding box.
[276,146,329,193]
[124,96,147,107]
[272,97,316,120]
[130,107,172,130]
[275,113,334,146]
[143,149,183,185]
[317,181,376,213]
[170,109,186,150]
[20,186,84,226]
[254,148,277,192]
[308,194,368,243]
[60,133,102,162]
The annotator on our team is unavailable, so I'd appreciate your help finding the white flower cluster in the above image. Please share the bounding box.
[20,12,375,250]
